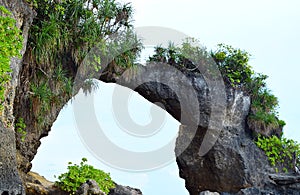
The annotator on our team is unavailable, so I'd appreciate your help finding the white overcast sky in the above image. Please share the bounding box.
[32,1,300,195]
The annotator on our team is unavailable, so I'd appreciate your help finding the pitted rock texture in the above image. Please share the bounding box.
[25,172,68,195]
[0,0,35,194]
[108,184,143,195]
[76,180,105,195]
[175,89,300,194]
[0,123,24,195]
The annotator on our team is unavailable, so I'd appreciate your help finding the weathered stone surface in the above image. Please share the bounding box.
[175,89,260,194]
[269,174,300,185]
[116,63,213,127]
[0,0,35,194]
[76,180,105,195]
[200,190,220,195]
[24,173,143,195]
[0,122,24,195]
[25,172,68,195]
[117,64,300,194]
[108,184,142,195]
[175,88,300,194]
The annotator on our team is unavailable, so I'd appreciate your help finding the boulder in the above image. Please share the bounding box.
[108,184,142,195]
[76,180,105,195]
[200,190,220,195]
[176,89,300,194]
[25,172,68,195]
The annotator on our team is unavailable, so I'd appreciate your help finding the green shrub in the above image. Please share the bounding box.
[30,82,53,112]
[248,88,282,132]
[256,135,300,172]
[56,158,115,194]
[211,44,285,134]
[212,44,253,87]
[15,117,27,142]
[25,0,141,100]
[0,6,23,111]
[29,0,140,68]
[148,39,211,72]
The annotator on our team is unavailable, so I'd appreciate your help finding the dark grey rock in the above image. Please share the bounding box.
[110,63,300,194]
[200,190,220,195]
[76,180,105,195]
[0,122,24,195]
[108,184,142,195]
[174,84,300,194]
[0,0,35,194]
[269,174,300,185]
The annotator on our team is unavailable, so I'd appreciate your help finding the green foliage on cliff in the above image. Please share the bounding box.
[0,6,23,111]
[212,44,253,87]
[256,135,300,172]
[248,87,285,134]
[56,158,115,194]
[149,41,298,172]
[24,0,141,128]
[212,44,285,134]
[15,117,27,142]
[148,39,211,72]
[28,0,140,68]
[149,40,284,134]
[30,82,53,111]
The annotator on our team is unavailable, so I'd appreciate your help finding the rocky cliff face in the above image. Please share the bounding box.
[0,0,35,194]
[175,89,271,194]
[117,65,300,194]
[1,1,300,195]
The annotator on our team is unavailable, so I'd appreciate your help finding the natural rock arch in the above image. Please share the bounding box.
[1,1,300,195]
[9,56,274,195]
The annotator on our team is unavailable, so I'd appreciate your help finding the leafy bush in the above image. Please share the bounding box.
[256,135,300,172]
[15,117,27,142]
[30,82,53,113]
[25,0,141,104]
[211,44,285,134]
[212,44,253,87]
[0,6,23,111]
[29,0,140,68]
[148,39,211,72]
[248,90,283,135]
[56,158,115,194]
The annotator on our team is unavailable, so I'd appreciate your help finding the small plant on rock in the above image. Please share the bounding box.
[212,44,253,87]
[15,117,27,142]
[55,158,115,194]
[255,135,300,172]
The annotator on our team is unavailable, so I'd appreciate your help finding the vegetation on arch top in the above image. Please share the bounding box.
[27,0,142,68]
[148,39,300,172]
[22,0,142,127]
[148,39,285,134]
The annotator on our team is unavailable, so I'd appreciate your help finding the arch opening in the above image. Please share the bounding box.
[31,80,189,195]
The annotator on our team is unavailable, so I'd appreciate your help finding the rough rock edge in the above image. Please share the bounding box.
[176,89,300,195]
[0,0,35,194]
[25,172,142,195]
